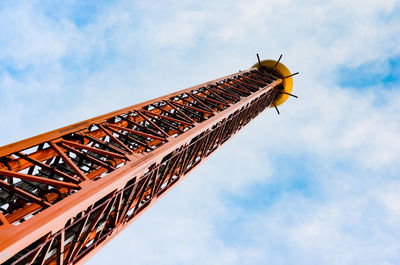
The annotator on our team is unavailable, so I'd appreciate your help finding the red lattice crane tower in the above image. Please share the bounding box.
[0,56,297,265]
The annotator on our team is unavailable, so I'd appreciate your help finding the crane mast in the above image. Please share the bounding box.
[0,57,295,265]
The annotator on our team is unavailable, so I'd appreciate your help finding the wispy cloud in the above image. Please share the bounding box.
[0,0,399,264]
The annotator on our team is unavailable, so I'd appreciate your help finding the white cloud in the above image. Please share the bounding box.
[0,0,399,264]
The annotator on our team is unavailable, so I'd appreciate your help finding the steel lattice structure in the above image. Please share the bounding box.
[0,57,296,265]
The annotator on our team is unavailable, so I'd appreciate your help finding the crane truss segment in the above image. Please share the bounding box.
[0,68,282,264]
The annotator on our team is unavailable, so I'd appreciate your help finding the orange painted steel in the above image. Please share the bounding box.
[0,59,294,265]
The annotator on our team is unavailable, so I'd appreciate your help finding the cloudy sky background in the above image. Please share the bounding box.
[1,1,400,264]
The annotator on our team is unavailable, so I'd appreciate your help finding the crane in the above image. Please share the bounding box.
[0,56,296,265]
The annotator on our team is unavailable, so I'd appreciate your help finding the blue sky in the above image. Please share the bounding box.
[337,56,400,89]
[1,1,400,265]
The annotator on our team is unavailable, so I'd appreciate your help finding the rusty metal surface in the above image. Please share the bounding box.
[0,65,285,265]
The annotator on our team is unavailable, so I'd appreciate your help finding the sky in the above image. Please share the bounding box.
[1,1,400,265]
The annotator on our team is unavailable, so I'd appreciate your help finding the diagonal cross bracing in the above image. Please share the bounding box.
[0,66,284,265]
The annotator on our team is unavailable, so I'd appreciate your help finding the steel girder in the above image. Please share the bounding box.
[0,64,288,265]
